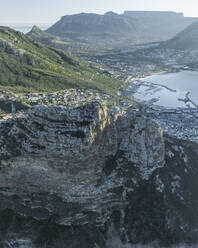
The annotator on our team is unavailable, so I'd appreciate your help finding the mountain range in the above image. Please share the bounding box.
[1,11,198,96]
[28,11,198,53]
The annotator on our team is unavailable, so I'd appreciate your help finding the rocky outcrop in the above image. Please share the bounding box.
[0,38,25,56]
[1,90,198,247]
[0,91,165,248]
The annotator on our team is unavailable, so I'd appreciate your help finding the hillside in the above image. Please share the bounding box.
[47,12,137,34]
[28,11,197,53]
[0,26,122,94]
[165,21,198,50]
[124,11,196,40]
[27,25,85,53]
[27,25,56,44]
[28,12,142,53]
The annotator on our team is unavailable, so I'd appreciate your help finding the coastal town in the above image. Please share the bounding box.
[82,44,198,143]
[82,44,198,81]
[1,43,198,144]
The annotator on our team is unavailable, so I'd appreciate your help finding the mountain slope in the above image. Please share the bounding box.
[44,12,142,52]
[0,26,122,94]
[124,11,197,41]
[47,12,137,34]
[165,21,198,50]
[27,25,75,50]
[27,11,197,53]
[27,25,56,44]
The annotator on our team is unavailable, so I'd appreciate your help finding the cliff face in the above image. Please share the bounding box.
[1,90,198,247]
[0,91,165,248]
[47,12,135,34]
[47,11,197,39]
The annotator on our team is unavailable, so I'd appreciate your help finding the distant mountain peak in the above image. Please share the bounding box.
[104,11,118,16]
[32,25,41,31]
[28,25,42,35]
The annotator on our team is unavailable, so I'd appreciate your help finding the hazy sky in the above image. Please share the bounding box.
[1,0,198,25]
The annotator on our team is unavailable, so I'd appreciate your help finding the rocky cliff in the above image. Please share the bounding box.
[0,90,197,247]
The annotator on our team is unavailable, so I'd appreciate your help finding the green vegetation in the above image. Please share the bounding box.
[27,25,76,52]
[0,26,123,94]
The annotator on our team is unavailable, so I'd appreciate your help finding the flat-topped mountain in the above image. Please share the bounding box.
[165,21,198,50]
[36,12,141,52]
[28,11,198,53]
[47,12,138,34]
[0,26,121,93]
[47,11,196,39]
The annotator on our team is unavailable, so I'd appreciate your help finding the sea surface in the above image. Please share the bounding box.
[129,70,198,108]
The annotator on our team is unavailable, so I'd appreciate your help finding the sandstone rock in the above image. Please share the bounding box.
[0,92,165,247]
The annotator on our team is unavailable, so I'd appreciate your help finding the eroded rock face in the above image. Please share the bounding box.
[0,99,165,248]
[156,136,198,245]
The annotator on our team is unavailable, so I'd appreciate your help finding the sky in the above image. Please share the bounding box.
[1,0,198,26]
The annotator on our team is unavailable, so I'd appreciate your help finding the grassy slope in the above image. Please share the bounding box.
[0,26,122,94]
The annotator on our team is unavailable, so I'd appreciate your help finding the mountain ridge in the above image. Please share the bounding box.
[0,26,122,94]
[27,11,198,53]
[34,11,198,52]
[164,21,198,50]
